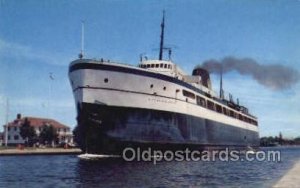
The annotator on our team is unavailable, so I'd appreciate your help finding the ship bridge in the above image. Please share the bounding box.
[138,59,186,79]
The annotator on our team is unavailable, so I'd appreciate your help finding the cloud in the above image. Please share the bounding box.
[11,97,74,108]
[0,38,73,66]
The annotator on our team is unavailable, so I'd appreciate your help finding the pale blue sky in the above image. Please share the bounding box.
[0,0,300,138]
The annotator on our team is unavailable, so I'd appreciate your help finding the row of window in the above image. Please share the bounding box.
[182,89,258,126]
[7,127,18,131]
[7,127,68,132]
[6,135,19,140]
[139,63,173,69]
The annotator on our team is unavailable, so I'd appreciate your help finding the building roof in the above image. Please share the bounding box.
[4,115,69,129]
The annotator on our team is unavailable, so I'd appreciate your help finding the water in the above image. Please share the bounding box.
[1,147,300,188]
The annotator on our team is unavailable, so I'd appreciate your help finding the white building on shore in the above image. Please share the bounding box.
[3,114,73,146]
[0,132,3,146]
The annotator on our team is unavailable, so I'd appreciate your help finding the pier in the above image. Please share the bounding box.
[273,160,300,187]
[0,147,82,156]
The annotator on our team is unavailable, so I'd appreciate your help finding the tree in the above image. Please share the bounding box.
[20,118,37,146]
[294,137,300,145]
[39,124,58,146]
[279,132,283,145]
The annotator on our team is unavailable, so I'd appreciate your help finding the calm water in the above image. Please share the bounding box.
[1,147,300,188]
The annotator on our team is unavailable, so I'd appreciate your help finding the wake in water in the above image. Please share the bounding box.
[78,153,121,160]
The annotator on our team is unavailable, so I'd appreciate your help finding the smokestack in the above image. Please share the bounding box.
[198,56,300,91]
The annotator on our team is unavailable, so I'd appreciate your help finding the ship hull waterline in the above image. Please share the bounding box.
[74,102,259,155]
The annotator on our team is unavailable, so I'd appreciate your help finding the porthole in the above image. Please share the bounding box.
[163,86,166,90]
[104,78,108,83]
[150,84,153,88]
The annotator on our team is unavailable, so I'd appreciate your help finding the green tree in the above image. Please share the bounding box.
[20,118,37,146]
[294,137,300,144]
[39,124,58,146]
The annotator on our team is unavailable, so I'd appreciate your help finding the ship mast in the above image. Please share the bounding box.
[159,11,165,60]
[79,21,85,59]
[4,98,9,147]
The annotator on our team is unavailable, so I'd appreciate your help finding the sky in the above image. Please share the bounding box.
[0,0,300,138]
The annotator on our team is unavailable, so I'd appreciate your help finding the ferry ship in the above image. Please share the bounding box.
[69,13,259,154]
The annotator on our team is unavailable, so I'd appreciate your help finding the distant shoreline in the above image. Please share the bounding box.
[0,147,82,156]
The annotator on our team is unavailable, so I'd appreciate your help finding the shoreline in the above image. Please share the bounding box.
[0,147,82,156]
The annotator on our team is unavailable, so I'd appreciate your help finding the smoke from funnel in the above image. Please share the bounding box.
[198,57,300,91]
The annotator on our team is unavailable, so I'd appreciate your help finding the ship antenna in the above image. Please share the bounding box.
[4,98,9,147]
[79,21,85,59]
[159,10,165,60]
[220,66,224,99]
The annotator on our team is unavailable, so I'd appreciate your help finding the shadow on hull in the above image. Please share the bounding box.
[73,103,259,155]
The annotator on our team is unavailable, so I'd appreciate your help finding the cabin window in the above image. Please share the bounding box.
[14,127,17,131]
[207,101,215,110]
[151,64,154,68]
[164,64,167,68]
[242,116,246,122]
[229,110,235,118]
[147,64,150,68]
[155,64,159,68]
[182,90,195,99]
[216,104,222,113]
[8,135,10,140]
[247,118,251,123]
[160,63,163,68]
[168,64,171,69]
[8,127,10,131]
[239,114,243,120]
[248,118,251,123]
[196,96,206,107]
[14,135,19,140]
[223,107,228,115]
[254,120,258,126]
[250,119,254,125]
[249,119,257,126]
[104,78,108,83]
